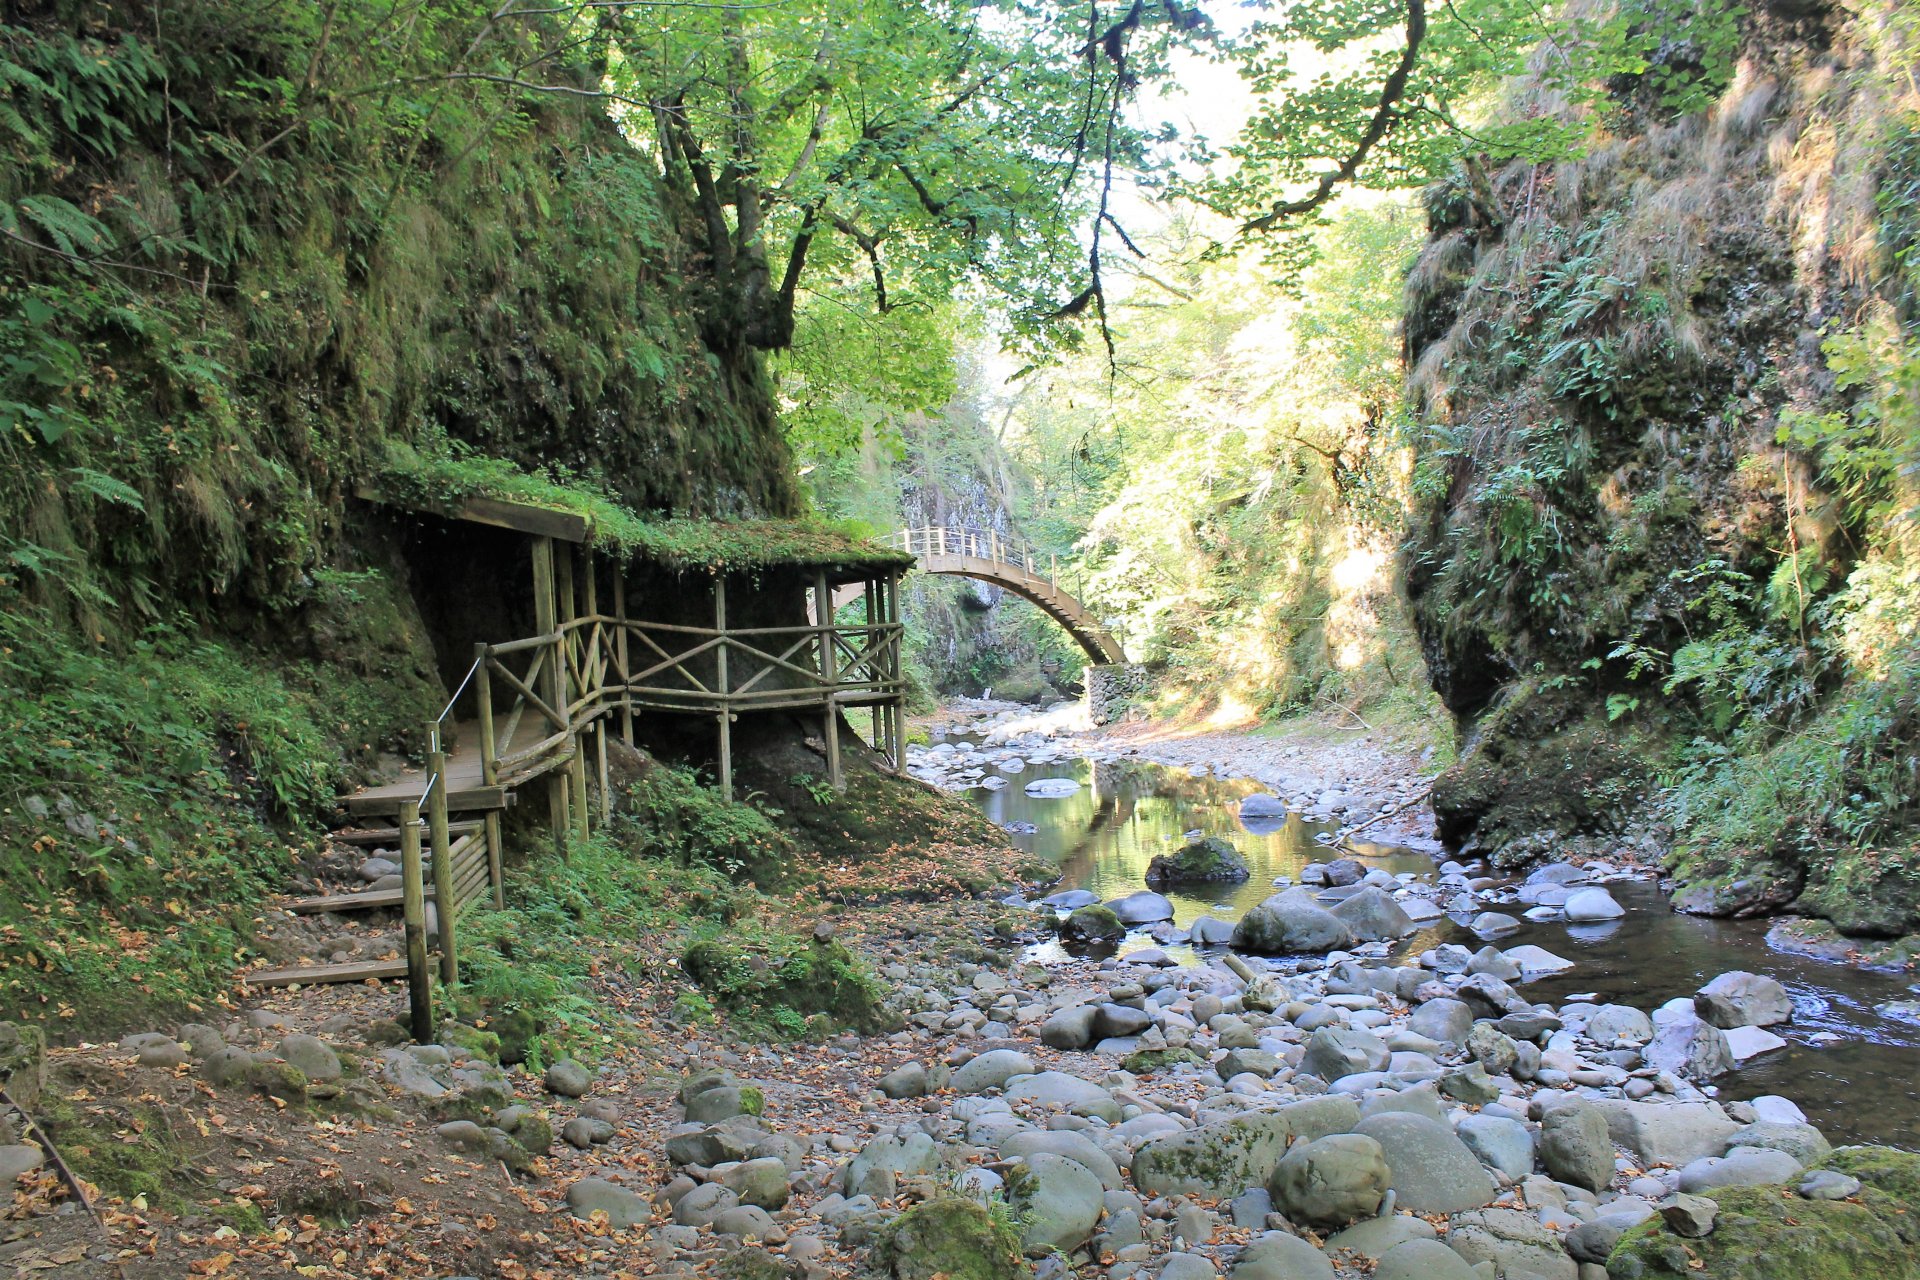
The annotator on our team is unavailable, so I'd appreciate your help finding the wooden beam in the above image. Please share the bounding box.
[399,801,433,1042]
[343,785,507,818]
[353,485,589,542]
[715,574,732,803]
[426,728,457,988]
[243,959,409,988]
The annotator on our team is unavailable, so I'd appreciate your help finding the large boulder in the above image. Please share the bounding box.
[1585,1004,1655,1047]
[1444,1208,1577,1280]
[1132,1112,1295,1198]
[848,1131,939,1198]
[1695,971,1793,1028]
[1407,999,1474,1047]
[953,1050,1036,1095]
[1352,1113,1496,1215]
[1455,1113,1535,1180]
[1588,1099,1740,1168]
[1038,1005,1100,1050]
[1299,1026,1390,1083]
[566,1177,651,1227]
[1645,1014,1735,1080]
[872,1197,1030,1280]
[1233,891,1355,954]
[999,1131,1123,1190]
[1539,1104,1615,1193]
[1006,1152,1105,1253]
[1107,892,1176,925]
[1060,906,1125,946]
[1375,1239,1478,1280]
[1230,1231,1337,1280]
[1563,888,1625,921]
[1329,887,1415,941]
[1147,836,1252,885]
[1002,1071,1111,1112]
[1270,1134,1390,1229]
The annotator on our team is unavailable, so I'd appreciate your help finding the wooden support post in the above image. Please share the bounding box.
[715,574,733,802]
[816,569,842,791]
[473,644,505,909]
[613,567,634,747]
[596,720,611,826]
[864,577,881,749]
[426,726,457,987]
[399,801,433,1042]
[558,544,588,843]
[532,537,567,852]
[886,572,905,770]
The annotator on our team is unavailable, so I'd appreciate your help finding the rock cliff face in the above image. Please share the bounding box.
[1402,0,1920,921]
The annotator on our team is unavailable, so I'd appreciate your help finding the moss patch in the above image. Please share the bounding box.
[873,1196,1032,1280]
[680,930,895,1036]
[1607,1146,1920,1279]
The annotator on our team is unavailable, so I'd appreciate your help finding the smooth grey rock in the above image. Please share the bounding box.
[1444,1207,1577,1280]
[1798,1169,1861,1200]
[711,1204,781,1240]
[1677,1146,1803,1192]
[1234,891,1355,955]
[1407,999,1473,1047]
[1300,1027,1390,1083]
[673,1181,739,1227]
[1727,1121,1831,1166]
[953,1049,1036,1094]
[721,1156,791,1209]
[848,1131,937,1198]
[1563,888,1624,921]
[545,1058,592,1098]
[1695,971,1792,1028]
[562,1116,614,1149]
[1158,1253,1220,1280]
[1009,1152,1105,1253]
[567,1177,650,1227]
[201,1046,256,1088]
[1324,1213,1438,1260]
[1004,1071,1110,1112]
[1375,1239,1478,1280]
[1565,1210,1651,1263]
[1039,1006,1099,1051]
[277,1035,341,1082]
[1329,887,1414,941]
[1001,1130,1123,1190]
[879,1062,929,1099]
[1584,1005,1654,1048]
[1270,1134,1390,1228]
[1539,1106,1615,1193]
[0,1144,43,1182]
[1133,1111,1294,1197]
[1660,1192,1718,1237]
[1108,892,1176,924]
[1455,1113,1534,1180]
[1644,1016,1734,1081]
[1353,1113,1495,1215]
[1230,1230,1336,1280]
[686,1085,757,1124]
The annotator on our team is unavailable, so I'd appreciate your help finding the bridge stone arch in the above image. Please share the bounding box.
[871,527,1125,666]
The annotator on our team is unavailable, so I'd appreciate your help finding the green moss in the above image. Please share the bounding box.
[738,1085,766,1116]
[38,1094,201,1210]
[680,930,895,1036]
[1607,1146,1920,1279]
[1146,836,1251,884]
[209,1199,268,1234]
[1059,905,1124,945]
[438,1023,502,1064]
[1121,1047,1203,1074]
[873,1196,1032,1280]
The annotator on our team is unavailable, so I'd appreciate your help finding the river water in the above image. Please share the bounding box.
[968,751,1920,1150]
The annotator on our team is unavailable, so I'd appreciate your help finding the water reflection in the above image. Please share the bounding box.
[969,747,1920,1150]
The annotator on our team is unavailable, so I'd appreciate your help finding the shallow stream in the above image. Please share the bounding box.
[967,749,1920,1150]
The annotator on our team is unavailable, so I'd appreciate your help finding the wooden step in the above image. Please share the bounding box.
[340,785,508,819]
[243,959,407,988]
[332,821,480,847]
[289,888,411,914]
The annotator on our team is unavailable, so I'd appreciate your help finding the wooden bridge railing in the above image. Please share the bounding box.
[885,526,1090,599]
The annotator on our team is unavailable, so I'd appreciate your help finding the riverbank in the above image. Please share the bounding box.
[918,697,1447,852]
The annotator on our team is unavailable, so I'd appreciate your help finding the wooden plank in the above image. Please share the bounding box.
[333,821,479,847]
[290,888,406,914]
[244,959,407,988]
[343,785,506,818]
[354,485,589,542]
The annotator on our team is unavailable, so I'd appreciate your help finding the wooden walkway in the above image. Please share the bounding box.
[337,719,549,818]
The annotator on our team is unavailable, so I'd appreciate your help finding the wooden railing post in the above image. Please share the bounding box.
[473,644,505,910]
[426,725,457,987]
[532,536,567,852]
[399,800,433,1042]
[560,546,590,844]
[715,573,733,802]
[816,569,843,791]
[613,566,634,747]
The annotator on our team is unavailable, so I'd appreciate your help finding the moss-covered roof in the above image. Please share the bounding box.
[365,440,909,576]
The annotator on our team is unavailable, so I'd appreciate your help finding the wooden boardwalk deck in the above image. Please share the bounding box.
[336,719,549,817]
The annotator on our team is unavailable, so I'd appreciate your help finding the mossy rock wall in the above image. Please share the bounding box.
[1607,1147,1920,1279]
